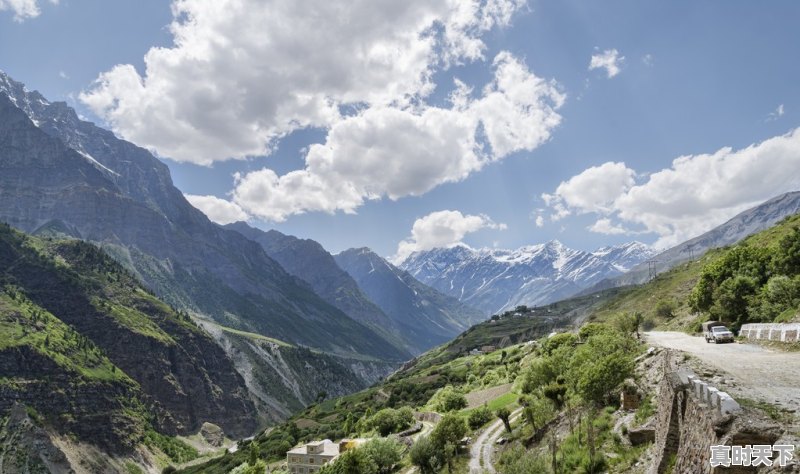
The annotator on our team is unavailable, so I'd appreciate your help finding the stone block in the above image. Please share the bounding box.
[692,379,706,400]
[627,426,656,446]
[717,392,740,415]
[706,386,719,406]
[675,369,694,387]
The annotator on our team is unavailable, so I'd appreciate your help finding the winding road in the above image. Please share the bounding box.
[468,408,523,474]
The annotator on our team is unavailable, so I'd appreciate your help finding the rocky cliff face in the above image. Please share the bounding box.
[199,319,395,425]
[0,71,406,363]
[0,225,257,447]
[335,248,485,351]
[227,223,443,355]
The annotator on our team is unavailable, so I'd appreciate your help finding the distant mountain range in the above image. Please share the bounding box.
[335,248,486,351]
[585,191,800,292]
[400,240,656,314]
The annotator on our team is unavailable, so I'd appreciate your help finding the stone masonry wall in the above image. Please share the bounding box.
[739,323,800,343]
[650,352,744,474]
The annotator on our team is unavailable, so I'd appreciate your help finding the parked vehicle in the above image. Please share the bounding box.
[702,321,734,343]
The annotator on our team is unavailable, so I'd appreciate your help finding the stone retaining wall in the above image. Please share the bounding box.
[414,412,441,423]
[650,352,746,474]
[739,323,800,343]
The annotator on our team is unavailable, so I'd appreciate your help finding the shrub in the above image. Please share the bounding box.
[542,333,577,355]
[654,299,677,319]
[468,404,493,429]
[428,385,467,412]
[430,413,467,452]
[366,407,414,436]
[360,438,403,473]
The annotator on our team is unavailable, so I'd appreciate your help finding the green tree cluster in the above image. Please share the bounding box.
[467,404,493,429]
[427,385,467,412]
[364,407,414,436]
[410,414,467,473]
[689,227,800,327]
[317,438,404,474]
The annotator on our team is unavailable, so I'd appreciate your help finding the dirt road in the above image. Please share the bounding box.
[645,331,800,411]
[468,408,523,474]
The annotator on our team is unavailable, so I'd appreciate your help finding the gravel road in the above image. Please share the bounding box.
[468,408,523,474]
[645,331,800,411]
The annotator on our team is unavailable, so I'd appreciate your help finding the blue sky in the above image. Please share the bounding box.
[2,0,798,259]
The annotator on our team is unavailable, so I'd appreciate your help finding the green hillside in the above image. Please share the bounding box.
[590,212,800,331]
[0,223,257,468]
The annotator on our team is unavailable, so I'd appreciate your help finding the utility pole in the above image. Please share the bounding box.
[647,260,658,281]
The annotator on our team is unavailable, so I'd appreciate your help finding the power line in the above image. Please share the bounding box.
[647,260,658,281]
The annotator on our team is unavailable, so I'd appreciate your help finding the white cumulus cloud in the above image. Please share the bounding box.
[588,218,628,235]
[185,194,248,225]
[544,129,800,248]
[0,0,51,21]
[541,161,635,219]
[589,49,624,78]
[80,0,528,165]
[393,210,506,264]
[232,52,564,221]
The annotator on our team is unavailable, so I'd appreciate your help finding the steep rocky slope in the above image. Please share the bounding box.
[334,248,485,351]
[0,224,272,474]
[225,223,411,355]
[0,225,257,441]
[0,70,405,363]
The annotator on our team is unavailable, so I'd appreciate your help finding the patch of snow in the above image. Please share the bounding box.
[77,150,120,177]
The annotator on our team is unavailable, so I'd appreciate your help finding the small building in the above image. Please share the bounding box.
[286,439,365,473]
[286,440,338,473]
[480,345,497,353]
[469,348,483,356]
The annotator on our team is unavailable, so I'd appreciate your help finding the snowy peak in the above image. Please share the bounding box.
[399,240,654,314]
[592,241,657,272]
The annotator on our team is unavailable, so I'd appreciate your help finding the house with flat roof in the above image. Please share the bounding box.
[286,439,364,473]
[286,440,338,473]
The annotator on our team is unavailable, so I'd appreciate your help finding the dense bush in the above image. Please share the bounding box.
[428,385,467,412]
[689,227,800,327]
[654,299,677,319]
[317,438,404,474]
[468,404,493,429]
[365,407,414,436]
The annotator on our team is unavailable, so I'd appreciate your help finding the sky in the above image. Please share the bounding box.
[1,0,799,261]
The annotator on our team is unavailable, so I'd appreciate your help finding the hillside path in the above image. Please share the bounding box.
[468,408,523,474]
[645,331,800,411]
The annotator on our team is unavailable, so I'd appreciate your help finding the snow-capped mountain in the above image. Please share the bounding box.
[399,240,656,315]
[591,241,658,272]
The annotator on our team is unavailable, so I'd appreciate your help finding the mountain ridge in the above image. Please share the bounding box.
[399,239,656,314]
[0,70,407,363]
[334,247,486,351]
[225,222,413,356]
[584,190,800,292]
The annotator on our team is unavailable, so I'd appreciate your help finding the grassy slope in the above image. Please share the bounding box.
[0,224,213,464]
[0,292,131,383]
[589,212,800,330]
